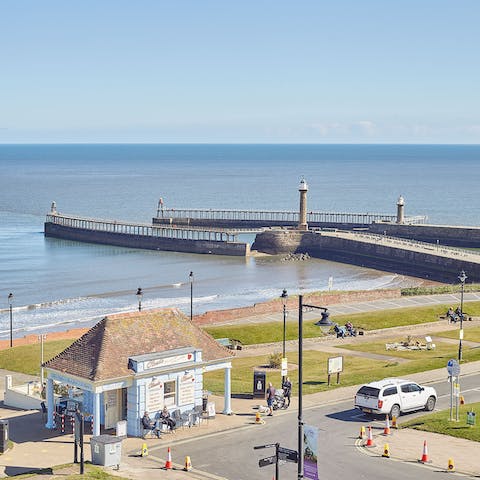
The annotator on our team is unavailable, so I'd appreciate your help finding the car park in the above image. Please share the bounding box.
[354,377,437,418]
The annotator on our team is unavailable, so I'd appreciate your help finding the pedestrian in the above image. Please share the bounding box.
[266,382,276,416]
[282,377,292,408]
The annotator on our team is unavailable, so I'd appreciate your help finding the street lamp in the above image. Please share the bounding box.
[136,288,143,312]
[38,333,47,386]
[458,270,467,361]
[189,271,194,322]
[280,289,288,384]
[8,293,13,348]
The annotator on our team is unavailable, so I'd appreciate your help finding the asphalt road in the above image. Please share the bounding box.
[135,372,480,480]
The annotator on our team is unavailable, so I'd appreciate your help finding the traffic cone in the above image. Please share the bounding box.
[141,442,148,457]
[447,458,455,472]
[391,415,398,429]
[365,426,375,447]
[359,425,366,439]
[382,443,390,458]
[255,411,264,424]
[184,455,192,471]
[383,415,391,435]
[460,395,465,405]
[418,440,431,463]
[164,447,173,470]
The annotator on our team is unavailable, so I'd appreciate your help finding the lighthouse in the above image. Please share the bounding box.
[298,178,308,231]
[396,196,405,224]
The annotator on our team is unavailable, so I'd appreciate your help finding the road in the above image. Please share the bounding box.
[133,372,480,480]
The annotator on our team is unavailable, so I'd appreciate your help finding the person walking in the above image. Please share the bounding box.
[282,377,292,408]
[266,382,276,416]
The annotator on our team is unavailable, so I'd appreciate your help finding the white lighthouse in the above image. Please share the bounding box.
[298,178,308,231]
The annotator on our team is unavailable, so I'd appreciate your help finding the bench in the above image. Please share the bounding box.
[216,338,243,350]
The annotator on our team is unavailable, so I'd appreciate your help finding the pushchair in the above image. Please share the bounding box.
[272,388,286,410]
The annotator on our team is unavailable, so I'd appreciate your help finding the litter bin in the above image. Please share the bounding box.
[90,435,122,467]
[0,420,9,453]
[253,371,266,399]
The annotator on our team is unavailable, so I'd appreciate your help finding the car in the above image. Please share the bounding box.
[354,377,437,418]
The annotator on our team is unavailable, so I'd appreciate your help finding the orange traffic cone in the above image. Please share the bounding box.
[419,440,431,463]
[359,425,366,439]
[164,447,173,470]
[365,425,375,447]
[383,415,391,435]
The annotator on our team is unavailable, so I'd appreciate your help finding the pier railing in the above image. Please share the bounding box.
[45,214,239,242]
[322,230,480,261]
[156,208,427,225]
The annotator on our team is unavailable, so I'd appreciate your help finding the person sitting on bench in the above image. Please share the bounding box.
[158,406,176,432]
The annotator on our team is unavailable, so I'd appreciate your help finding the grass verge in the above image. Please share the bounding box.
[402,402,480,442]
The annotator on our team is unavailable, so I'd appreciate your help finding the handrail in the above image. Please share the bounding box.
[156,208,427,225]
[45,213,239,242]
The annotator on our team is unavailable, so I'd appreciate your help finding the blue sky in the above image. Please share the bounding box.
[1,1,479,144]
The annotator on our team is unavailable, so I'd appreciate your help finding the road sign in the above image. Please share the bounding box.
[447,358,460,376]
[259,455,277,467]
[278,447,298,463]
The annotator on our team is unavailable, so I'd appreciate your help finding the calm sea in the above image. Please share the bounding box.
[0,144,479,339]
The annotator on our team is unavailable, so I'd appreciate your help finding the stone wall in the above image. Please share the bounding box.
[369,223,480,248]
[44,222,249,256]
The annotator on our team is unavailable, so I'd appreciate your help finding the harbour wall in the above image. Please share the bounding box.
[252,230,480,283]
[369,223,480,248]
[44,223,250,256]
[153,217,370,230]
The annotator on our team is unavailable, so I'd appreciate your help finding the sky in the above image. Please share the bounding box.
[1,1,480,144]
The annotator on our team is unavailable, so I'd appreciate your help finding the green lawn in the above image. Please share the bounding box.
[204,301,480,346]
[435,326,480,343]
[402,402,480,442]
[0,340,74,375]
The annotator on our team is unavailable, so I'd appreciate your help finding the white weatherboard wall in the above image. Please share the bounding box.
[3,375,43,410]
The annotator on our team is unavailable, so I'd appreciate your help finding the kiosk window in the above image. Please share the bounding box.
[164,380,176,407]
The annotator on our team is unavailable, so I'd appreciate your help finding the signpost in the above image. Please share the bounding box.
[327,356,343,386]
[447,359,461,421]
[254,443,298,479]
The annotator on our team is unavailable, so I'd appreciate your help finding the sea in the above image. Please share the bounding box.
[0,144,479,340]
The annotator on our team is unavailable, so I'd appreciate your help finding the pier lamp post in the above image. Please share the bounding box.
[280,289,288,384]
[189,271,194,322]
[8,293,13,348]
[136,288,143,312]
[458,270,467,361]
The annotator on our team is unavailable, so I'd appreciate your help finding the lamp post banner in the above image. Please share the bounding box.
[303,424,319,480]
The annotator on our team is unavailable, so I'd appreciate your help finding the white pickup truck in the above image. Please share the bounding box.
[354,378,437,418]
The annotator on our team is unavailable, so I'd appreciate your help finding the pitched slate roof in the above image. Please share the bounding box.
[44,308,233,382]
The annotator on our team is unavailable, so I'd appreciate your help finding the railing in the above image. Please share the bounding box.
[322,230,480,261]
[156,208,427,225]
[45,214,239,242]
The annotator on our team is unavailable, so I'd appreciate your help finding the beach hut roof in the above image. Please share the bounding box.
[44,308,233,382]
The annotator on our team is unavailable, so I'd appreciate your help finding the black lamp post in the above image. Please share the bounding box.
[189,271,194,322]
[280,289,288,384]
[136,287,143,312]
[458,270,467,361]
[8,293,13,348]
